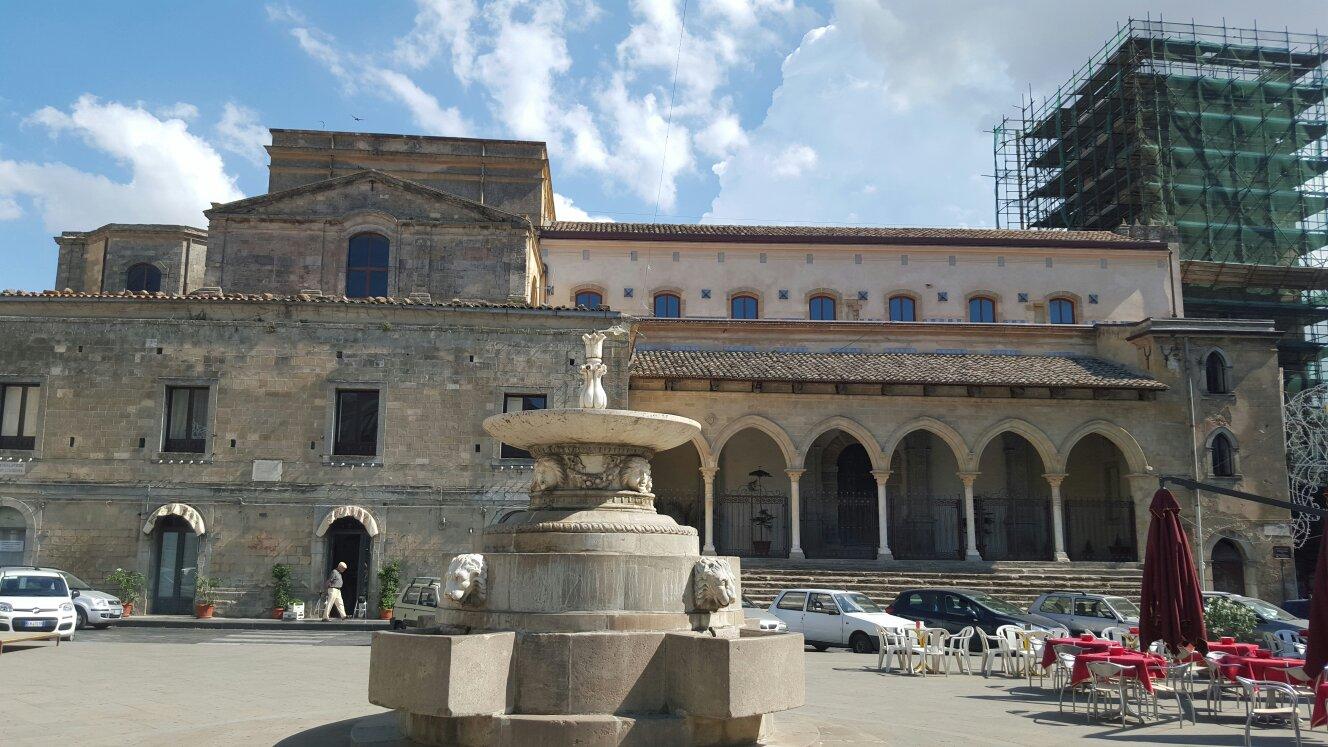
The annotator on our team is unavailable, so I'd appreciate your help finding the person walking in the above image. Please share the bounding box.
[322,561,348,620]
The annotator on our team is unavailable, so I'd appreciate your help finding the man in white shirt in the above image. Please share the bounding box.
[322,561,348,620]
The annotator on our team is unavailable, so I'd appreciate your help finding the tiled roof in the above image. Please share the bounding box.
[0,289,606,312]
[630,349,1166,390]
[542,222,1163,249]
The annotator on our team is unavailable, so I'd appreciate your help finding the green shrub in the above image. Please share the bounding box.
[106,568,146,607]
[194,576,220,606]
[378,560,401,610]
[1205,597,1258,642]
[271,563,294,609]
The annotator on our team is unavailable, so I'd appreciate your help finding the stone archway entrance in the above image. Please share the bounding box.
[325,517,372,615]
[803,430,878,559]
[151,516,200,615]
[1212,538,1247,594]
[715,429,790,558]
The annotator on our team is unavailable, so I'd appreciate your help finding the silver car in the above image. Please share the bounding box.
[741,596,787,632]
[1029,591,1140,635]
[2,566,123,629]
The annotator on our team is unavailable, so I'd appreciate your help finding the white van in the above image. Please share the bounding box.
[390,576,442,629]
[0,568,79,641]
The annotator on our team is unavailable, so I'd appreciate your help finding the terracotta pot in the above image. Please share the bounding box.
[272,607,286,620]
[121,602,133,617]
[195,603,215,619]
[379,609,394,620]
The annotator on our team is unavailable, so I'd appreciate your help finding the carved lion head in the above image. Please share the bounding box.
[444,553,487,606]
[692,557,738,613]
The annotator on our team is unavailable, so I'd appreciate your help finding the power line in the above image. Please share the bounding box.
[652,0,689,217]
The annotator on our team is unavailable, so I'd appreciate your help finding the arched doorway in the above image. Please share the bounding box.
[0,505,28,565]
[152,516,200,614]
[650,440,704,537]
[803,430,878,559]
[325,517,372,614]
[887,430,964,559]
[972,433,1052,560]
[1212,539,1246,594]
[715,429,790,557]
[1063,434,1138,561]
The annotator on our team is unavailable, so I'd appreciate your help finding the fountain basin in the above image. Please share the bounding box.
[483,408,701,452]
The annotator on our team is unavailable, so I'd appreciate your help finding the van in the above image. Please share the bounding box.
[391,576,442,629]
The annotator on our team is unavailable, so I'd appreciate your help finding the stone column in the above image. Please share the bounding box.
[1043,472,1070,562]
[786,469,806,559]
[699,466,718,556]
[1127,473,1158,565]
[958,471,983,561]
[871,469,893,561]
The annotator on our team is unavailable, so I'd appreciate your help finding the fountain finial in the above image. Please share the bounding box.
[579,325,628,409]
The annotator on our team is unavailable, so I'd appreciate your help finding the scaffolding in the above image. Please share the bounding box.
[994,18,1328,390]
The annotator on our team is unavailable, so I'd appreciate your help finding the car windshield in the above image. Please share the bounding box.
[836,593,883,613]
[1106,596,1140,618]
[741,596,758,608]
[969,592,1024,616]
[0,575,69,597]
[1239,596,1301,622]
[58,572,92,591]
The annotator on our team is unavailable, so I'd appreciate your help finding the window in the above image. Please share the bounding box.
[1211,433,1236,477]
[334,389,380,456]
[1049,298,1076,324]
[1039,595,1071,615]
[574,290,603,308]
[0,384,38,451]
[776,591,807,611]
[500,394,546,458]
[1074,597,1113,619]
[806,592,837,614]
[730,295,758,319]
[653,293,681,318]
[888,295,916,322]
[163,386,209,453]
[126,263,162,293]
[809,295,836,320]
[346,233,390,298]
[1206,351,1230,394]
[968,296,995,323]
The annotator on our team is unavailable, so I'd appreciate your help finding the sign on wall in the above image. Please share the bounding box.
[0,463,27,476]
[0,540,23,552]
[1273,546,1293,560]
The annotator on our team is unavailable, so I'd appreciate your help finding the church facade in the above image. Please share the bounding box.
[0,129,1293,616]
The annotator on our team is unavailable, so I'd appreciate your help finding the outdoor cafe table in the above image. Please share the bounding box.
[1070,651,1167,693]
[1039,636,1115,669]
[1208,639,1260,657]
[1219,653,1305,683]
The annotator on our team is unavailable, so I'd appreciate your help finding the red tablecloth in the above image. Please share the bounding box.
[1313,682,1328,728]
[1220,654,1306,683]
[1039,637,1117,669]
[1208,641,1260,657]
[1071,652,1166,693]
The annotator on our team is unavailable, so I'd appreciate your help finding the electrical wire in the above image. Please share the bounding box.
[652,0,690,217]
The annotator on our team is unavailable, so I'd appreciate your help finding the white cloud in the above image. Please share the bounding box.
[769,143,816,177]
[0,196,20,220]
[156,102,200,120]
[367,69,469,134]
[215,103,271,167]
[553,192,613,222]
[393,0,477,78]
[0,95,243,231]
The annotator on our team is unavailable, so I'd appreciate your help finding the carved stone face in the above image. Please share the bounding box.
[693,557,738,612]
[444,553,486,605]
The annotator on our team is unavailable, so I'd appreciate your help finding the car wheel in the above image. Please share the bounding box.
[62,632,74,642]
[849,631,876,654]
[811,643,830,652]
[75,608,87,630]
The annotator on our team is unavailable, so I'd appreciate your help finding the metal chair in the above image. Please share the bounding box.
[1204,651,1241,714]
[1150,661,1200,726]
[1235,677,1302,747]
[1051,643,1086,712]
[1085,660,1139,724]
[1265,630,1307,658]
[1017,630,1050,686]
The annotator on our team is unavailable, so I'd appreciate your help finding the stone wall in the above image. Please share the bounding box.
[52,225,207,293]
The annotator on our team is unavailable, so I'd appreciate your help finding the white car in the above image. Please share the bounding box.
[741,596,788,632]
[2,566,123,629]
[768,588,915,653]
[0,568,79,641]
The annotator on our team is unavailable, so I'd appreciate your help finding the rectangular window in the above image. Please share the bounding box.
[0,384,39,450]
[334,389,380,457]
[163,386,210,453]
[500,394,546,458]
[776,591,807,611]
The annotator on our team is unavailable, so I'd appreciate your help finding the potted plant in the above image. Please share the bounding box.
[107,568,145,617]
[377,560,401,620]
[194,576,219,619]
[271,563,293,620]
[1205,596,1258,643]
[750,510,775,556]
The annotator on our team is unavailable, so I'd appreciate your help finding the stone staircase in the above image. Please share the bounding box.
[739,561,1144,610]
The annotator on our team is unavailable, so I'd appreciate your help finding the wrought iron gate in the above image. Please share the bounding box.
[802,491,877,559]
[888,495,964,560]
[1064,499,1137,561]
[715,492,788,557]
[974,493,1051,560]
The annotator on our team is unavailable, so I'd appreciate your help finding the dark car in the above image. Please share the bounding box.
[887,588,1061,637]
[1282,598,1310,619]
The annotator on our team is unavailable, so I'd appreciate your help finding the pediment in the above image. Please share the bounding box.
[206,170,528,227]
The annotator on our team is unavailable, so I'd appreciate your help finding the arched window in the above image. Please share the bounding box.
[346,233,390,298]
[730,295,758,319]
[968,296,996,323]
[653,293,680,318]
[1049,298,1076,324]
[1211,433,1236,477]
[888,295,916,322]
[126,263,162,293]
[809,295,836,320]
[1206,351,1230,394]
[574,290,604,308]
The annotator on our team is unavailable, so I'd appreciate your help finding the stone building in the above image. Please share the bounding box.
[0,129,1295,616]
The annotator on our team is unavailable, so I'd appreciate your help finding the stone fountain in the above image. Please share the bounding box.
[367,327,804,745]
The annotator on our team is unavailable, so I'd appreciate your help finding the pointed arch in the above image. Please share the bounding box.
[1058,420,1150,474]
[968,418,1060,473]
[881,417,969,469]
[689,433,717,470]
[798,416,883,471]
[711,415,799,468]
[142,502,206,536]
[315,505,380,537]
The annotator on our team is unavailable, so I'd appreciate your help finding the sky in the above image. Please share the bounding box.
[1,0,1325,291]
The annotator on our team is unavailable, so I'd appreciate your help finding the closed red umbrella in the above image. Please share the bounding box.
[1303,515,1328,678]
[1139,488,1208,657]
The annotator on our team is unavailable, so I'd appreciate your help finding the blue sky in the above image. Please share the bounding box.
[2,0,1324,291]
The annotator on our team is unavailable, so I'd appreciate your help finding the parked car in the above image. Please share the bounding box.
[741,596,787,632]
[0,567,78,640]
[1282,598,1310,619]
[391,576,442,629]
[1028,591,1140,635]
[1203,591,1307,637]
[767,588,914,653]
[2,566,124,629]
[886,588,1060,638]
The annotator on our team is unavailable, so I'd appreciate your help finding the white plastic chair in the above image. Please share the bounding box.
[1046,625,1071,638]
[1101,626,1129,645]
[944,626,975,674]
[996,625,1026,677]
[1236,677,1302,746]
[975,628,1010,678]
[920,628,951,675]
[1266,630,1307,658]
[876,627,910,674]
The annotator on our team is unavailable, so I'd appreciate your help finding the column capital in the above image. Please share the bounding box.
[785,469,806,480]
[698,466,719,480]
[1042,472,1068,488]
[870,469,892,484]
[957,471,980,487]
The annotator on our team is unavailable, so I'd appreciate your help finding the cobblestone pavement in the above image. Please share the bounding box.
[0,641,1320,745]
